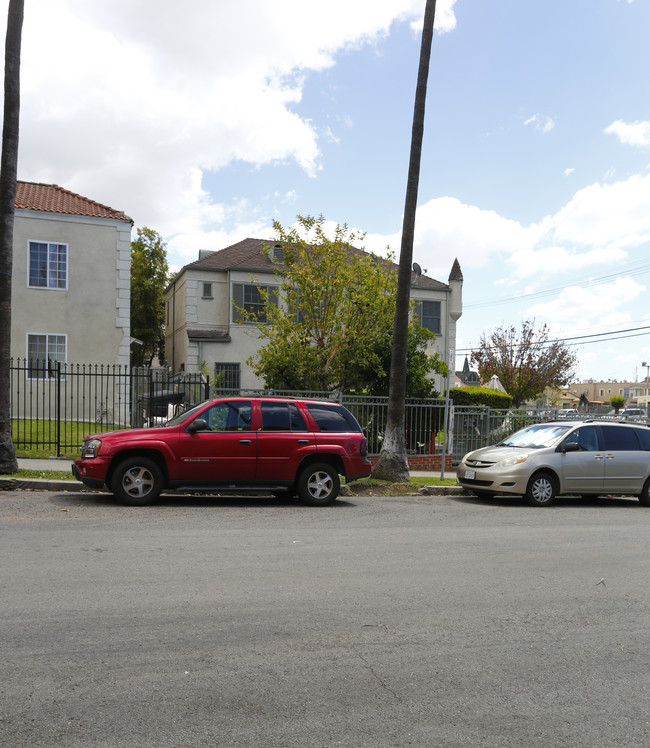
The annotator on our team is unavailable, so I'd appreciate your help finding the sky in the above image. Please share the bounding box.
[4,0,650,384]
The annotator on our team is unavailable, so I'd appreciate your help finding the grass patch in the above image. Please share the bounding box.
[2,469,76,481]
[12,418,122,460]
[346,475,456,496]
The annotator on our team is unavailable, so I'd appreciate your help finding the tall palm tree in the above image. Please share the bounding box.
[372,0,437,481]
[0,0,24,473]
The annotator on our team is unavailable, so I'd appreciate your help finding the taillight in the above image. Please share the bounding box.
[360,437,368,457]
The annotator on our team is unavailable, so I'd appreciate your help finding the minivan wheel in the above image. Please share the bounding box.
[525,472,557,507]
[297,462,340,506]
[638,478,650,507]
[112,457,163,506]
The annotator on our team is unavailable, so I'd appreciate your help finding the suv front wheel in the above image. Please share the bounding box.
[297,462,340,506]
[112,457,164,506]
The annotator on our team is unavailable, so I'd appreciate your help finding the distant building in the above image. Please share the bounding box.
[456,356,480,386]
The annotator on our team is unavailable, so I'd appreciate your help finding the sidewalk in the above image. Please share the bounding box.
[2,458,456,492]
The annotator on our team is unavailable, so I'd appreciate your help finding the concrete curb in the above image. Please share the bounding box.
[0,476,468,497]
[0,477,85,492]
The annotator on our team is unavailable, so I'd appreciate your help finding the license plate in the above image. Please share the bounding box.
[465,470,476,480]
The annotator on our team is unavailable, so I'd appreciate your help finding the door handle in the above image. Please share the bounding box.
[297,439,310,444]
[239,439,252,445]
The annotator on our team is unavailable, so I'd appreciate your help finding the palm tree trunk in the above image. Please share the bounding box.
[0,0,24,473]
[372,0,437,482]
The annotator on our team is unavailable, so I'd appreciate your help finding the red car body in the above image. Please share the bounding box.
[72,396,371,506]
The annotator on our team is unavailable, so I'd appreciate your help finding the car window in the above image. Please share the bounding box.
[565,426,599,451]
[306,403,361,433]
[261,401,308,432]
[201,401,253,432]
[500,424,571,448]
[600,425,641,451]
[633,427,650,451]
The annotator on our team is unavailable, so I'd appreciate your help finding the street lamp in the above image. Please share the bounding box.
[643,361,650,411]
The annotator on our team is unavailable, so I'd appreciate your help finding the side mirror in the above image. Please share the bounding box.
[562,441,580,453]
[186,418,208,434]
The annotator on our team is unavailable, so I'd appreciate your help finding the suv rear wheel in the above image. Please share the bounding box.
[297,462,340,506]
[638,478,650,507]
[112,457,163,506]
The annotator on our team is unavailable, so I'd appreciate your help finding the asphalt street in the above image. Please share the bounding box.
[1,489,649,747]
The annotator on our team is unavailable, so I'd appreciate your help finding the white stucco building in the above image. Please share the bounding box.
[10,181,133,369]
[165,238,463,392]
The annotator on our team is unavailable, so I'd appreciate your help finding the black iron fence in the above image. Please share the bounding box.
[11,359,564,461]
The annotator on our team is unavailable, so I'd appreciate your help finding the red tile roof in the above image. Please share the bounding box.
[15,181,132,222]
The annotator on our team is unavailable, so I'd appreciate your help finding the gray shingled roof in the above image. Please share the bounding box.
[184,237,450,290]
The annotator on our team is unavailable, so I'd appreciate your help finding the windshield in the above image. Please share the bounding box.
[498,423,572,449]
[163,400,208,427]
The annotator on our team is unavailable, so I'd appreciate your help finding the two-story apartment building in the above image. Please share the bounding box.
[165,238,463,391]
[10,181,133,370]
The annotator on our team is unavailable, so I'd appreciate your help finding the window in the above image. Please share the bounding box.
[600,426,640,451]
[27,333,66,379]
[261,401,308,432]
[414,300,441,334]
[306,403,361,433]
[232,283,278,323]
[213,363,240,390]
[202,401,252,431]
[28,241,68,289]
[202,282,213,299]
[565,426,599,451]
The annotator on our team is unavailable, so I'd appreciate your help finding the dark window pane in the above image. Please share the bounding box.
[306,404,361,433]
[600,426,640,451]
[261,402,290,431]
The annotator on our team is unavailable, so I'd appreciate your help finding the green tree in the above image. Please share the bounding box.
[0,0,24,474]
[244,215,445,394]
[130,227,169,367]
[372,0,438,482]
[609,394,625,414]
[471,321,577,408]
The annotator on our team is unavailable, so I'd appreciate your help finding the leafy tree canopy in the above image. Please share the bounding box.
[470,320,577,408]
[609,394,625,413]
[131,227,169,367]
[244,215,446,395]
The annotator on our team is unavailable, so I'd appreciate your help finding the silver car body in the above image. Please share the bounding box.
[457,420,650,504]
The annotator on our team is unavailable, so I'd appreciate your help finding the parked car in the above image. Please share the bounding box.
[456,420,650,507]
[619,407,647,420]
[73,397,371,506]
[556,408,579,418]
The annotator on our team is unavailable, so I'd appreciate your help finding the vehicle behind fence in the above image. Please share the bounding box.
[9,359,602,462]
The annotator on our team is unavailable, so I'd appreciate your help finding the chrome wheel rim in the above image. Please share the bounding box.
[122,466,154,498]
[307,471,333,500]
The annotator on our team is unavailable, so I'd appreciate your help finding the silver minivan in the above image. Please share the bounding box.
[457,420,650,507]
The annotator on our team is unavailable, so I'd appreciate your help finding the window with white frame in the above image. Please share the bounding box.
[27,333,67,379]
[28,241,68,289]
[414,299,441,334]
[232,283,278,324]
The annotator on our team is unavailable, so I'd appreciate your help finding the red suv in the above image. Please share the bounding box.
[72,397,371,506]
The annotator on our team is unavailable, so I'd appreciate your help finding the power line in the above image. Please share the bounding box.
[456,324,650,355]
[464,260,650,310]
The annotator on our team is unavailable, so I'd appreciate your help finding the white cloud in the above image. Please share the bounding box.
[564,168,575,177]
[4,0,458,244]
[524,113,555,133]
[551,174,650,247]
[605,119,650,146]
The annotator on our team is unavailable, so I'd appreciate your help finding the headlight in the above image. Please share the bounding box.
[81,439,102,458]
[496,453,529,467]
